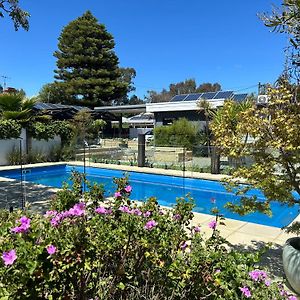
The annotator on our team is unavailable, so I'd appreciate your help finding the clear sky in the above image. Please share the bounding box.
[1,0,287,99]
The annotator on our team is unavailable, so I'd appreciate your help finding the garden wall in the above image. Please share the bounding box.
[0,129,61,166]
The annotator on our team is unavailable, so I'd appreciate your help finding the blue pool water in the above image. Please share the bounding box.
[0,164,298,228]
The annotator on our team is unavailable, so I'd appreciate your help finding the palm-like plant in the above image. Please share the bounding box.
[0,93,49,153]
[0,93,36,125]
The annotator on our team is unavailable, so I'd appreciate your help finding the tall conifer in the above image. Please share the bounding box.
[53,11,127,107]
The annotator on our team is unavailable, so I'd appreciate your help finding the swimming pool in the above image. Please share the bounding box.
[0,164,298,228]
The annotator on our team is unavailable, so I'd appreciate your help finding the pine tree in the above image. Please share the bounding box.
[53,11,128,107]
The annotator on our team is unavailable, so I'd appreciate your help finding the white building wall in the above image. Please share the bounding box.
[0,129,61,166]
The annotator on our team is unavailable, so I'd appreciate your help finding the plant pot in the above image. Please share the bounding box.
[282,237,300,294]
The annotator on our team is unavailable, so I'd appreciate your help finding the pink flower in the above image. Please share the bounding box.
[249,270,267,282]
[124,185,132,193]
[132,208,142,216]
[173,214,181,221]
[11,216,31,234]
[46,245,57,255]
[143,211,151,218]
[193,226,201,233]
[68,203,85,216]
[44,210,57,218]
[239,286,251,298]
[208,220,217,229]
[95,206,112,215]
[119,205,131,213]
[2,250,17,266]
[144,220,158,230]
[95,207,106,214]
[264,280,271,287]
[114,191,122,198]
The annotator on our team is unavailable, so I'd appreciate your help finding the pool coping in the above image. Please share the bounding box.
[0,161,298,246]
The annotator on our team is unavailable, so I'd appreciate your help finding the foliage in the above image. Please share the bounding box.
[71,110,105,144]
[36,82,75,104]
[0,177,294,299]
[211,86,300,231]
[53,11,128,107]
[6,147,48,165]
[29,120,73,144]
[261,0,300,81]
[0,0,30,30]
[154,118,198,149]
[146,78,221,103]
[0,119,21,139]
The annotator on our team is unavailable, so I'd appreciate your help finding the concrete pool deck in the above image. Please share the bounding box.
[0,161,298,247]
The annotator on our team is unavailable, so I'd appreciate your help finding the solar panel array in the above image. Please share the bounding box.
[170,90,247,102]
[34,102,90,111]
[231,94,248,102]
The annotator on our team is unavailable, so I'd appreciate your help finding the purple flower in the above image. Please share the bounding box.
[69,203,85,216]
[208,220,217,229]
[215,269,221,273]
[132,208,142,216]
[2,250,17,266]
[239,286,251,298]
[159,210,165,215]
[143,211,151,218]
[124,185,132,193]
[44,210,57,218]
[95,206,112,215]
[193,226,201,233]
[249,270,267,282]
[280,289,288,296]
[264,280,271,287]
[173,214,181,221]
[114,191,122,198]
[144,220,158,230]
[46,245,57,255]
[180,241,188,251]
[119,205,131,213]
[11,216,31,234]
[210,197,216,204]
[288,296,298,300]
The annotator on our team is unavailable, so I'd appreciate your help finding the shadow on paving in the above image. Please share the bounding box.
[0,179,55,213]
[231,240,285,279]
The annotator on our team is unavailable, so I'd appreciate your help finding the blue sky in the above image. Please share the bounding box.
[1,0,286,99]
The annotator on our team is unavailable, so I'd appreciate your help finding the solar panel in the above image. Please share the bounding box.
[170,95,188,102]
[184,93,203,101]
[214,91,233,99]
[199,92,218,100]
[232,94,248,102]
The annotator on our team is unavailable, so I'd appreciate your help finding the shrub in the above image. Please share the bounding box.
[0,177,295,299]
[154,118,198,149]
[0,119,21,139]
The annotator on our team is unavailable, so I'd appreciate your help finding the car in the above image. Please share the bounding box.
[145,130,154,143]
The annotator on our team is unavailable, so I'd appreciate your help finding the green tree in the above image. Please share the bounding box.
[261,0,300,81]
[196,82,221,93]
[114,67,137,105]
[210,86,300,224]
[53,11,128,107]
[154,118,198,149]
[146,79,222,103]
[0,0,29,30]
[36,82,74,104]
